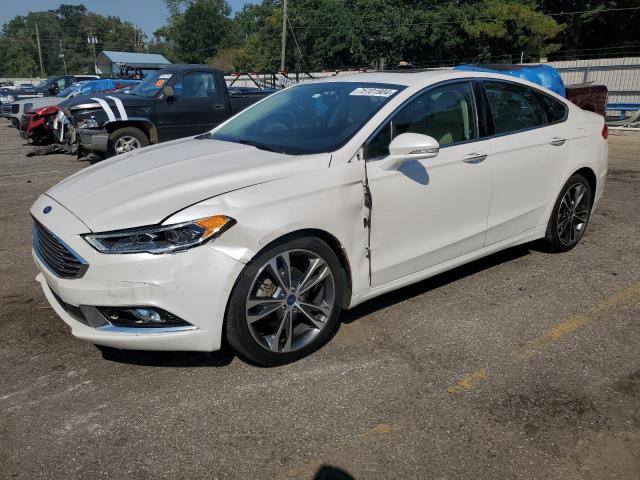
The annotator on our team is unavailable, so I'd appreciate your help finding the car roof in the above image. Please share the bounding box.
[159,64,220,72]
[309,69,567,100]
[313,69,543,87]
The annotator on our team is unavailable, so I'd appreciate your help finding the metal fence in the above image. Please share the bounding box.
[545,57,640,114]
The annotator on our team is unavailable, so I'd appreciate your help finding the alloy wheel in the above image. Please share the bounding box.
[556,183,590,246]
[114,136,141,155]
[245,249,335,353]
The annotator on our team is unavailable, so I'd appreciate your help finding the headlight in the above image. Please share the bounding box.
[76,118,99,129]
[83,215,235,254]
[24,103,33,113]
[2,95,15,103]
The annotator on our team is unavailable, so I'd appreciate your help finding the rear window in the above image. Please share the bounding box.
[537,93,568,123]
[484,81,547,135]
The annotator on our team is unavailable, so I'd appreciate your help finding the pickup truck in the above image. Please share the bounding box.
[65,65,275,157]
[0,75,99,108]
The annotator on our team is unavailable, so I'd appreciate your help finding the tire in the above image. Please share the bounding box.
[225,236,346,366]
[107,126,149,156]
[541,173,593,252]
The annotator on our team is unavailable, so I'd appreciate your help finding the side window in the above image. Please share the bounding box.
[365,82,477,159]
[173,72,217,98]
[56,78,66,90]
[484,81,547,134]
[537,93,568,123]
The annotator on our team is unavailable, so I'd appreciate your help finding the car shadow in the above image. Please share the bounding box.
[312,465,355,479]
[96,343,235,367]
[95,244,532,367]
[341,244,532,325]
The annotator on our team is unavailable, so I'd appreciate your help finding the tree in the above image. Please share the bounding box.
[463,0,563,61]
[174,0,231,63]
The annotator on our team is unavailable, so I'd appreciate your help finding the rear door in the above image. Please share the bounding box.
[156,70,231,141]
[481,80,570,245]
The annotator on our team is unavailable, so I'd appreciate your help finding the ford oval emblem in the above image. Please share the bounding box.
[43,206,52,214]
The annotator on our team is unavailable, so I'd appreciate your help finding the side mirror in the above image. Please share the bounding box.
[163,85,175,99]
[379,133,440,171]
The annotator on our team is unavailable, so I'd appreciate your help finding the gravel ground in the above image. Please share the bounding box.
[0,123,639,480]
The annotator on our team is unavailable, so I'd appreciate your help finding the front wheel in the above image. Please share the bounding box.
[225,237,345,366]
[541,173,593,252]
[108,126,149,156]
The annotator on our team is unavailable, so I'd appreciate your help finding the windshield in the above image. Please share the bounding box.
[210,82,404,155]
[57,82,83,98]
[129,70,172,97]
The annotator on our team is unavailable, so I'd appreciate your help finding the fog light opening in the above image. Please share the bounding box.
[98,307,191,328]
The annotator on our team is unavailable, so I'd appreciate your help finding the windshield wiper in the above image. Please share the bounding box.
[237,139,281,153]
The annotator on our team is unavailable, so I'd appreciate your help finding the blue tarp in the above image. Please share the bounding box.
[454,64,566,98]
[77,78,139,95]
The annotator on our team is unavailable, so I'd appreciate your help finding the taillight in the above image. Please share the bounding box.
[601,124,609,140]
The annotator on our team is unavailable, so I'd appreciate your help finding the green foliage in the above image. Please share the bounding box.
[175,0,231,63]
[0,4,145,77]
[1,0,637,77]
[464,0,564,59]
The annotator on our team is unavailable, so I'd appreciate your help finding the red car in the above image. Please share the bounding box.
[20,105,61,145]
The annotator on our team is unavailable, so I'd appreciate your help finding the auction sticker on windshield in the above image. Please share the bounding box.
[159,74,172,79]
[350,87,397,97]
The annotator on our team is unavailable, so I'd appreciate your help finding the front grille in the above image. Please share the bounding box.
[33,220,88,279]
[20,114,30,132]
[1,104,11,114]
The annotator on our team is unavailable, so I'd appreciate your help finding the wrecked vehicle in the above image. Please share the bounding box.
[65,65,275,157]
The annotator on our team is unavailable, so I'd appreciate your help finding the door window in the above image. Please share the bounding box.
[365,82,477,159]
[173,72,217,98]
[537,93,568,124]
[484,81,547,134]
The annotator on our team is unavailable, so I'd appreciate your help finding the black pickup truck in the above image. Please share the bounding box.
[65,65,275,157]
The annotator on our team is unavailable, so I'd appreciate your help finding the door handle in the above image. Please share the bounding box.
[549,137,566,146]
[212,104,225,110]
[462,152,488,164]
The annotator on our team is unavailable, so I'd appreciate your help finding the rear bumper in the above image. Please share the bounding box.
[77,128,109,153]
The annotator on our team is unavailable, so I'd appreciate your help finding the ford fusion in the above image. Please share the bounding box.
[31,71,608,365]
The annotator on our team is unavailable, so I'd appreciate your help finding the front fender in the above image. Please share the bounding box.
[164,160,371,301]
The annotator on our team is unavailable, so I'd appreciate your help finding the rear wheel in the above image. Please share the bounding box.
[541,174,592,252]
[108,127,149,156]
[225,236,345,366]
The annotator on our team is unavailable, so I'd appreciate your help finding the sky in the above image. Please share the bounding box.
[0,0,256,37]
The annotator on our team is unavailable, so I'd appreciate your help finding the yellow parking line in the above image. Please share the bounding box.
[448,281,640,394]
[447,368,487,395]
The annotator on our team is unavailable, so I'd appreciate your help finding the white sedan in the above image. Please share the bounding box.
[31,70,608,365]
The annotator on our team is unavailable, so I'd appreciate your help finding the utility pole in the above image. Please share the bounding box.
[35,24,45,77]
[59,39,68,75]
[280,0,288,72]
[88,31,98,74]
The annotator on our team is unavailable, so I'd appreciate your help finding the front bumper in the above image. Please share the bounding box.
[31,195,245,352]
[77,128,109,153]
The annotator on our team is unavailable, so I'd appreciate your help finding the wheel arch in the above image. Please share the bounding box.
[105,119,158,143]
[572,166,597,206]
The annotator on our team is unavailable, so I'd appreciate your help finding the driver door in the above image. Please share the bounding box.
[156,70,230,141]
[365,81,492,287]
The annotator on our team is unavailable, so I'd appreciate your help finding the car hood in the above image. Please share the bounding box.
[46,137,331,232]
[66,92,151,111]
